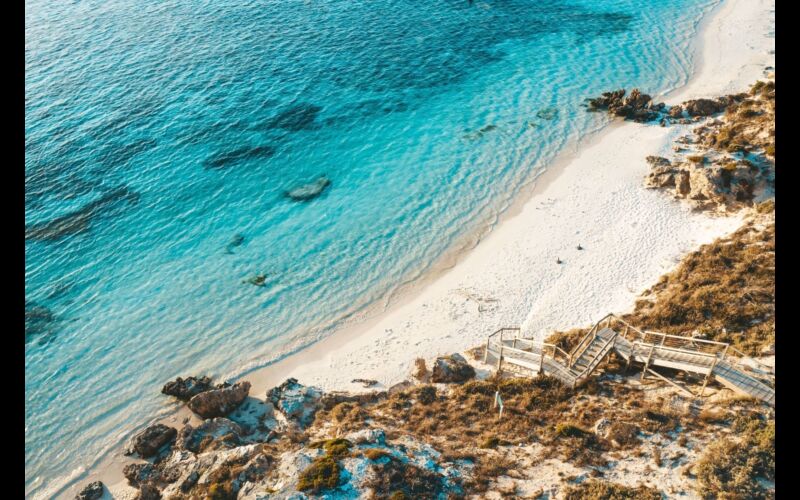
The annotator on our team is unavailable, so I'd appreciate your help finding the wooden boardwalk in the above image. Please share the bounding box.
[484,314,775,405]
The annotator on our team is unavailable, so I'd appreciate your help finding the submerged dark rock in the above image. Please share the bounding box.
[264,103,323,131]
[536,107,559,120]
[225,233,246,254]
[25,300,55,339]
[161,376,214,401]
[75,481,105,500]
[244,274,268,287]
[25,185,140,241]
[204,145,276,169]
[284,176,331,201]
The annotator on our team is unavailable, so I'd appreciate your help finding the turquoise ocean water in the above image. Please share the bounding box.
[26,0,716,495]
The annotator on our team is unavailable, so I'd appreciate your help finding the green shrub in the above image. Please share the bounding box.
[308,438,352,458]
[297,456,341,493]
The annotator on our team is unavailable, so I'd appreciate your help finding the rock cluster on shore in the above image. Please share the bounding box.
[643,79,774,211]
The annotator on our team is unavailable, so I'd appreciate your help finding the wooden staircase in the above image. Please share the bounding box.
[484,314,775,405]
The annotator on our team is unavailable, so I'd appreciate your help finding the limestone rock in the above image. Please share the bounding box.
[187,381,251,419]
[430,353,475,384]
[645,156,671,168]
[266,378,323,427]
[345,428,386,446]
[123,463,157,487]
[176,418,244,453]
[593,418,611,439]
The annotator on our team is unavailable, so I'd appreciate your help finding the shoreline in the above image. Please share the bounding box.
[54,0,775,497]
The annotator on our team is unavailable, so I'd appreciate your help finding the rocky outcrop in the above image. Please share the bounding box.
[187,381,251,419]
[267,378,323,427]
[176,418,244,453]
[161,376,214,401]
[430,353,475,384]
[129,424,177,458]
[643,79,774,211]
[587,88,664,123]
[123,463,157,487]
[683,98,725,117]
[645,156,671,168]
[75,481,104,500]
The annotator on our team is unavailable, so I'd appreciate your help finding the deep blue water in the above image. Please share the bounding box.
[25,0,716,495]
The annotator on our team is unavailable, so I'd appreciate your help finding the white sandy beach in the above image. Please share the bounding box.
[64,0,774,497]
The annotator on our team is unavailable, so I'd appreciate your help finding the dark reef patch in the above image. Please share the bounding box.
[25,185,141,241]
[25,300,56,342]
[263,103,323,132]
[203,145,276,169]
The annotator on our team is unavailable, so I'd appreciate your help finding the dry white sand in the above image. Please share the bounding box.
[62,0,774,497]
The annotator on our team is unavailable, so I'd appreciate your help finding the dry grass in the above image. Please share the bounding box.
[363,456,445,499]
[623,220,774,356]
[694,415,774,498]
[563,479,661,500]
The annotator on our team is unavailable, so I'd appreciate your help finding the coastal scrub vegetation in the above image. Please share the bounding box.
[694,414,774,498]
[563,479,661,500]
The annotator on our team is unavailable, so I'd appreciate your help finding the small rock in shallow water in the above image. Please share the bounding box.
[284,176,332,201]
[225,233,246,253]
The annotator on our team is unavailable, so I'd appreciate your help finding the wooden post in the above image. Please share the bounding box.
[513,337,518,349]
[484,338,490,363]
[539,348,545,374]
[497,344,504,372]
[626,344,636,371]
[721,344,729,361]
[641,345,655,381]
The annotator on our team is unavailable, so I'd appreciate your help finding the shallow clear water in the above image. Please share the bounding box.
[26,0,716,495]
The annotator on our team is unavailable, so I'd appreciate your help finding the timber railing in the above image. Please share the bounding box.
[488,313,775,392]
